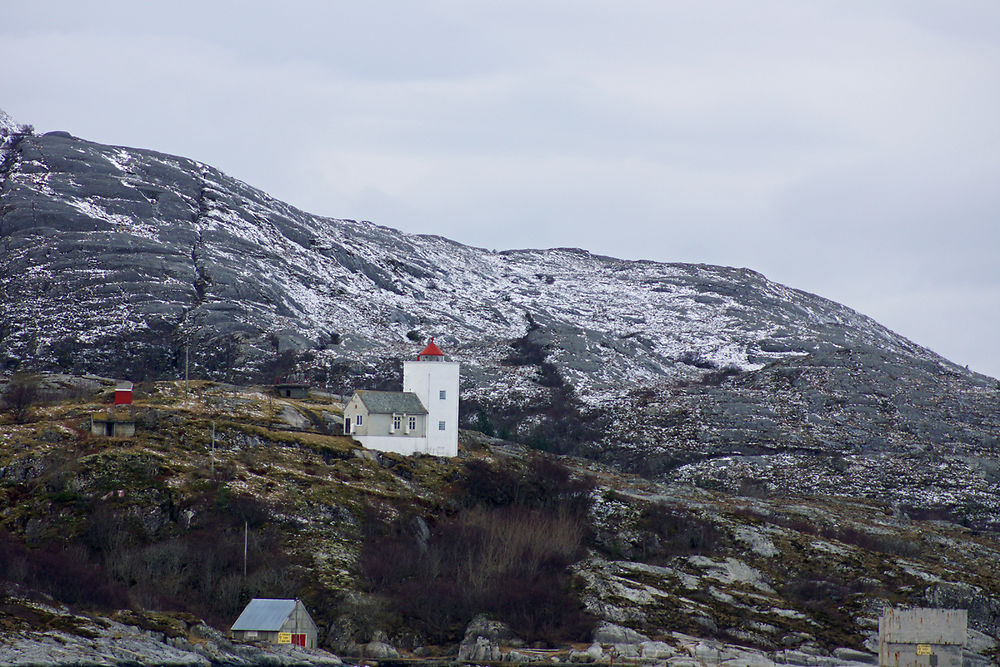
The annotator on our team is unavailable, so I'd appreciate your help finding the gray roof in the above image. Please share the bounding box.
[355,390,428,415]
[231,598,297,631]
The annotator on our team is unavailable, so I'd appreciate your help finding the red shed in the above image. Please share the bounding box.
[114,381,133,405]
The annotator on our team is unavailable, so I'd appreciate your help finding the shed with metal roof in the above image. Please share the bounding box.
[231,598,318,648]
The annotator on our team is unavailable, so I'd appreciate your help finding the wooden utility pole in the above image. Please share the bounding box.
[210,421,215,477]
[244,520,248,577]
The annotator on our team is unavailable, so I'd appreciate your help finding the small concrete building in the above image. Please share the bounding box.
[231,598,318,649]
[90,414,136,437]
[273,383,309,399]
[879,607,967,667]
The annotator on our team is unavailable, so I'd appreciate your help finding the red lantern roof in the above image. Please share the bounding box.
[417,337,445,359]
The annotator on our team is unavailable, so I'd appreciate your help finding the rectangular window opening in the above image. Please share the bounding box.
[438,420,446,431]
[439,390,447,400]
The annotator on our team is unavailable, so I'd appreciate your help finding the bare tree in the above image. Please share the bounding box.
[2,373,41,423]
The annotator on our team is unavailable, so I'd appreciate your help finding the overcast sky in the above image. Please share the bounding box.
[3,1,998,379]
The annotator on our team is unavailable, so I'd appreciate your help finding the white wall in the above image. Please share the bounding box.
[342,395,368,435]
[403,360,459,457]
[354,434,429,456]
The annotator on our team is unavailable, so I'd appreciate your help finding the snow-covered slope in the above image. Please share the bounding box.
[0,126,957,393]
[0,108,21,136]
[1,122,998,521]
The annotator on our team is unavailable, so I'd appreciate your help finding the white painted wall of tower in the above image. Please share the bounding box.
[403,359,459,457]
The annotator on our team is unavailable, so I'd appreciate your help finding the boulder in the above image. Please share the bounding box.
[459,636,502,662]
[610,643,639,658]
[592,622,650,645]
[458,614,524,661]
[361,641,399,659]
[587,643,605,662]
[831,647,876,664]
[640,641,676,660]
[966,628,999,655]
[506,649,547,662]
[463,614,523,645]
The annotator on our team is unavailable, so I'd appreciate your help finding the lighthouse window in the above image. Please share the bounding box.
[438,421,446,431]
[439,390,447,400]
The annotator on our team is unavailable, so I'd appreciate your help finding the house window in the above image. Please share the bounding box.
[393,415,401,431]
[356,414,363,426]
[438,420,446,431]
[408,416,417,431]
[439,390,447,400]
[246,631,258,639]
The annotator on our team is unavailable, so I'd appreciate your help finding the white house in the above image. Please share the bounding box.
[344,338,460,457]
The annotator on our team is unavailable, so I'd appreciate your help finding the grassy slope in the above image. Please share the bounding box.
[0,377,998,660]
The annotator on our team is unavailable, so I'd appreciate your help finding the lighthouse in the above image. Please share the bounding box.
[403,338,460,457]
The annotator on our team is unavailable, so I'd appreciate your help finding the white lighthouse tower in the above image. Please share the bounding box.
[403,338,460,457]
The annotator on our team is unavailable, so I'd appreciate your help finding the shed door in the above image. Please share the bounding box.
[292,633,306,647]
[344,417,351,434]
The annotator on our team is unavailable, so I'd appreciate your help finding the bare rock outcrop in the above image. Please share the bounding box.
[0,602,342,667]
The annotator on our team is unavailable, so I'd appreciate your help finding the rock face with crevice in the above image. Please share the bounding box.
[1,116,999,525]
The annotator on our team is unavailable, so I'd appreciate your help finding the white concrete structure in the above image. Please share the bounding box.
[878,607,966,667]
[404,338,460,457]
[344,338,460,457]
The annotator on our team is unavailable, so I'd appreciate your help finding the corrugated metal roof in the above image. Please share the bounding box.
[231,598,297,631]
[356,390,428,415]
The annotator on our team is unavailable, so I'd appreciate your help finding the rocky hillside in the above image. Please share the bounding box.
[1,116,998,521]
[0,377,997,666]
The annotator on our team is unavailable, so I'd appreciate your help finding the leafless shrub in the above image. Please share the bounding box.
[635,501,721,561]
[0,529,129,609]
[361,501,592,643]
[2,373,41,423]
